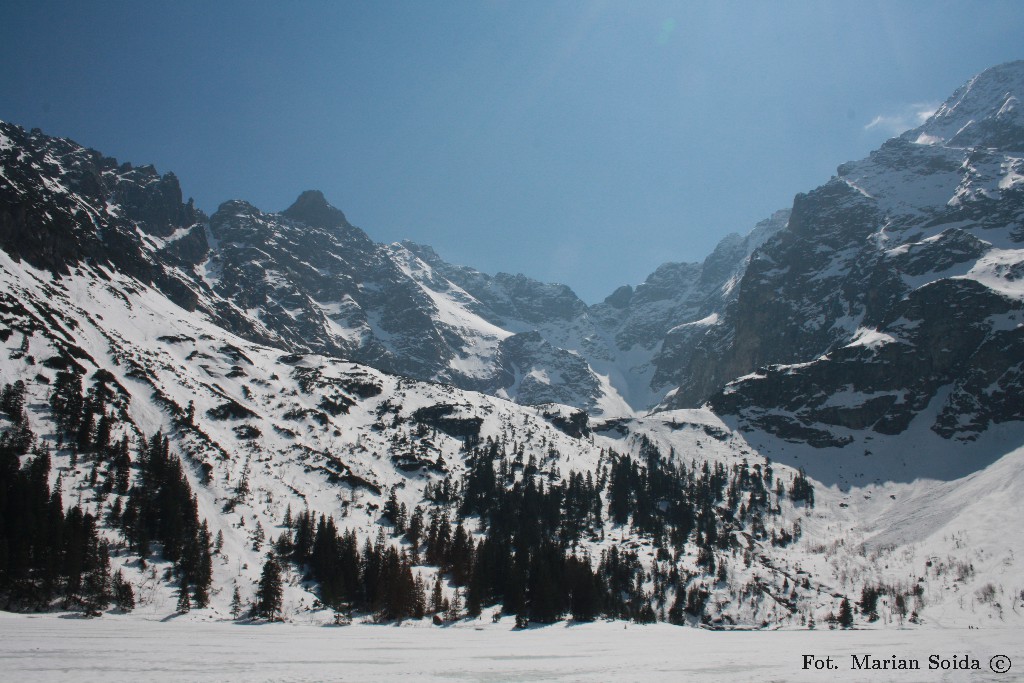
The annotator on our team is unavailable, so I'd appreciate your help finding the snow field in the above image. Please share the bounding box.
[0,612,1019,682]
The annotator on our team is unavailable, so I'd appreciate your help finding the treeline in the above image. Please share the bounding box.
[284,433,810,625]
[274,513,426,621]
[2,371,815,625]
[0,374,212,615]
[0,378,129,613]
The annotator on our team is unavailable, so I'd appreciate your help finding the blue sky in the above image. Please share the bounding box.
[2,2,1022,302]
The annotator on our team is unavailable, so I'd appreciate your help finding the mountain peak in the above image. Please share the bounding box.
[907,60,1024,148]
[281,190,349,229]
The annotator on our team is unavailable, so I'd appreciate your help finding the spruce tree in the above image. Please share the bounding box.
[255,554,284,621]
[838,597,854,628]
[112,571,135,612]
[430,575,444,615]
[230,585,243,619]
[176,582,191,613]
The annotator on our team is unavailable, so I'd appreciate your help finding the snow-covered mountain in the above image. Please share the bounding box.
[0,61,1023,631]
[660,60,1024,448]
[3,117,788,416]
[398,210,790,414]
[0,214,840,627]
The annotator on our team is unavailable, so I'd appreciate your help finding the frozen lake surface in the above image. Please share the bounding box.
[0,613,1020,682]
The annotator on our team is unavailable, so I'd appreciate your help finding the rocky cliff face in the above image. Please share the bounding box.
[660,60,1024,444]
[0,123,280,340]
[641,210,790,397]
[402,213,786,414]
[206,194,460,381]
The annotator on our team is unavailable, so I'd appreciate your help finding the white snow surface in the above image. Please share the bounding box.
[0,612,1020,682]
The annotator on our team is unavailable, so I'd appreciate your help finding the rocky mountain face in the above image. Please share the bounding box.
[2,118,779,415]
[0,124,284,348]
[402,211,788,413]
[657,60,1024,447]
[207,193,461,381]
[634,211,790,395]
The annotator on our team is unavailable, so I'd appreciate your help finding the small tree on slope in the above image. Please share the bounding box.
[255,554,284,621]
[838,598,854,629]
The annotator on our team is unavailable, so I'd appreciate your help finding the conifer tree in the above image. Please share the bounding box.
[430,575,444,615]
[838,597,854,628]
[255,554,284,621]
[112,571,135,612]
[49,370,83,437]
[230,585,243,619]
[176,582,191,613]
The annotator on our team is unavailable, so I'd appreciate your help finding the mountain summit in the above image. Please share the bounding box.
[909,59,1024,148]
[281,189,350,229]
